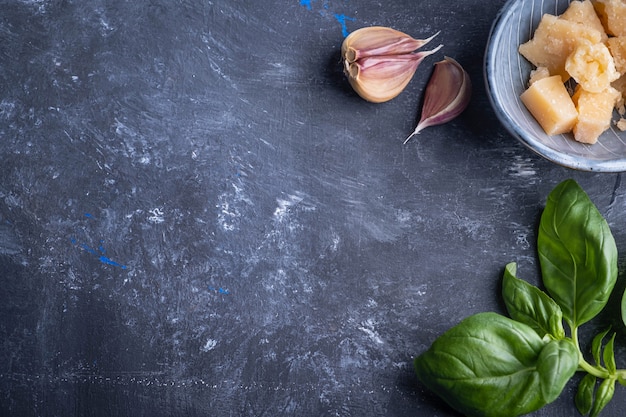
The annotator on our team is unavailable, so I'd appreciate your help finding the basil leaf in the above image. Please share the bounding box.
[592,328,611,366]
[575,373,596,416]
[590,378,615,417]
[622,288,626,328]
[414,312,578,417]
[502,262,565,339]
[536,338,579,402]
[603,333,617,375]
[538,179,618,328]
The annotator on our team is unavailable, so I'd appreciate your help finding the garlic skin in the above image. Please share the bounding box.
[342,27,440,62]
[342,26,442,103]
[404,56,471,143]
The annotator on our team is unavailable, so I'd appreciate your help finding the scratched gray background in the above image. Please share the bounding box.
[1,0,625,416]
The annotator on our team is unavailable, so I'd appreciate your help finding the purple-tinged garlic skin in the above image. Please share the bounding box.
[341,26,442,103]
[342,27,440,62]
[404,56,472,143]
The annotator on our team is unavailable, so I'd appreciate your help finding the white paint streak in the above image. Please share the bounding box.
[201,339,217,352]
[358,319,383,345]
[509,155,537,178]
[217,182,253,232]
[330,233,340,252]
[147,208,165,224]
[273,194,304,220]
[217,196,239,231]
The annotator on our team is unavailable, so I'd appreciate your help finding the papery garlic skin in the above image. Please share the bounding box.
[341,26,442,103]
[345,46,443,104]
[404,56,471,143]
[342,27,440,63]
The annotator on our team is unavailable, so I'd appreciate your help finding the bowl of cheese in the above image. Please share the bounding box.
[485,0,626,172]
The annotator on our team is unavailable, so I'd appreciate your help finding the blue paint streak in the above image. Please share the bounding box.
[334,13,355,37]
[299,1,356,37]
[84,213,93,218]
[71,238,128,270]
[208,286,231,295]
[81,243,97,255]
[99,256,127,269]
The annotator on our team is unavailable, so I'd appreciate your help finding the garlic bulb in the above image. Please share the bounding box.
[342,26,442,103]
[404,56,471,143]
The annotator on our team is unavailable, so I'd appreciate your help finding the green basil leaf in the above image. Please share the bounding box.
[538,179,618,328]
[622,288,626,328]
[414,312,578,417]
[592,328,611,366]
[575,373,596,416]
[536,338,579,402]
[502,262,565,339]
[618,375,626,387]
[603,333,617,375]
[590,378,615,417]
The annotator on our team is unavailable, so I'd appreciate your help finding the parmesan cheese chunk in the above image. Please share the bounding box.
[561,0,608,41]
[573,86,620,144]
[520,75,578,136]
[519,14,604,82]
[565,39,619,93]
[592,0,626,36]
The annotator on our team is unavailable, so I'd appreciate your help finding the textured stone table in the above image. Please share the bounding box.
[1,0,625,416]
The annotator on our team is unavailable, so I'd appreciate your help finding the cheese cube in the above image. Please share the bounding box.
[520,75,578,135]
[573,86,620,144]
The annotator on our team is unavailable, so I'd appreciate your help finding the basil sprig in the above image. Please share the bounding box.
[414,179,626,417]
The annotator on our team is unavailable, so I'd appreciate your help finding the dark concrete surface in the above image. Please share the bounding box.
[1,1,625,416]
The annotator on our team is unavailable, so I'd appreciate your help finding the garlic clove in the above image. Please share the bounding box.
[404,56,471,143]
[345,45,443,103]
[341,26,442,103]
[342,26,440,63]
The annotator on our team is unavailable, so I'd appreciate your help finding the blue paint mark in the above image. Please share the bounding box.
[208,286,231,295]
[334,13,355,37]
[299,1,356,37]
[71,238,128,270]
[99,256,127,269]
[71,214,128,270]
[80,243,97,255]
